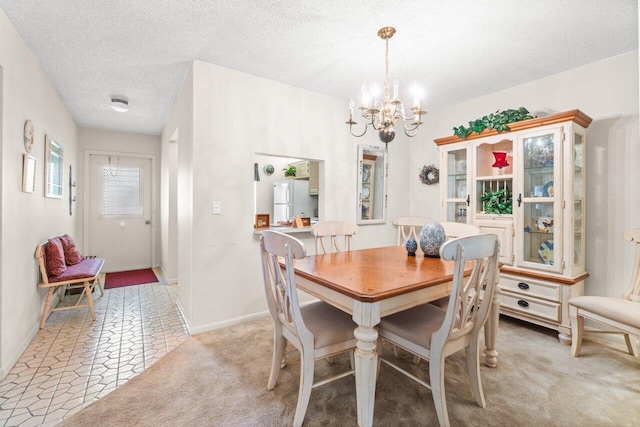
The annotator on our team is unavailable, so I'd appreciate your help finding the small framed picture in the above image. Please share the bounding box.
[255,213,270,228]
[22,154,36,193]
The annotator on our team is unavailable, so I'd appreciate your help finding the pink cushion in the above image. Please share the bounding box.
[59,234,84,265]
[45,238,67,276]
[48,257,104,283]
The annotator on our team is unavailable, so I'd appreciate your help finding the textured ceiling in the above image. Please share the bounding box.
[0,0,637,135]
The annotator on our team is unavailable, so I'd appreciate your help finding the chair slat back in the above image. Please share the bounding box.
[622,228,640,301]
[312,221,359,253]
[440,222,480,241]
[392,216,433,246]
[34,242,50,284]
[435,234,500,344]
[260,231,311,344]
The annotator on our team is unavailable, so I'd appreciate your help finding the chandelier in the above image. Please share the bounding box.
[346,27,426,146]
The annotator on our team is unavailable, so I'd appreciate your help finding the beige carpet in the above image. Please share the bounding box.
[60,316,640,426]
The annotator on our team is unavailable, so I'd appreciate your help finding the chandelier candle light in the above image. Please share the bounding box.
[346,27,426,146]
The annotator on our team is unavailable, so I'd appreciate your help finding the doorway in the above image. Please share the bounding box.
[86,152,156,272]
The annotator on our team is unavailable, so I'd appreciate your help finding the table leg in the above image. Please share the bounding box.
[352,302,380,427]
[484,286,500,368]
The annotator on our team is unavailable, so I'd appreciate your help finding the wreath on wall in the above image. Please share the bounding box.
[419,164,439,185]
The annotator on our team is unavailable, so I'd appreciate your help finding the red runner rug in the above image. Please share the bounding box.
[105,268,158,289]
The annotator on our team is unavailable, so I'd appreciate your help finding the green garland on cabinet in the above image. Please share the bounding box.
[453,107,533,139]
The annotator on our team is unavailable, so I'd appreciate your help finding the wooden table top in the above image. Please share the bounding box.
[293,246,461,303]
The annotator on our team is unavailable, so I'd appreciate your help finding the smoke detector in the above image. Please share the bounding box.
[111,97,129,112]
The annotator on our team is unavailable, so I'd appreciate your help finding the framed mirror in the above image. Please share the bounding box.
[22,154,36,193]
[45,134,63,198]
[357,144,387,225]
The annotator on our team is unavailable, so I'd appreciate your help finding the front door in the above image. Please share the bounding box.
[88,154,153,272]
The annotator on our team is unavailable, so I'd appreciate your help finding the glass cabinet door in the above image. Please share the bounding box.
[517,129,562,273]
[443,146,470,223]
[572,133,585,268]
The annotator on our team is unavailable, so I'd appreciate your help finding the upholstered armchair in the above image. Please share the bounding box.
[569,229,640,358]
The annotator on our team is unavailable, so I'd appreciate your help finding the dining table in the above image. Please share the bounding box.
[293,245,500,427]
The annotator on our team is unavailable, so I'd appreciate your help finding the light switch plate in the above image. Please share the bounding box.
[212,201,221,215]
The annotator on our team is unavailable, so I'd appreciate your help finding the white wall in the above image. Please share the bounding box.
[0,9,79,378]
[161,65,194,324]
[409,50,640,298]
[163,60,410,333]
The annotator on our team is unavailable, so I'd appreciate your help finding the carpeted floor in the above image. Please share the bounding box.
[104,268,159,289]
[60,316,640,426]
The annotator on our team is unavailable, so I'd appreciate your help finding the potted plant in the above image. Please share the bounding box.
[283,165,296,178]
[481,188,513,214]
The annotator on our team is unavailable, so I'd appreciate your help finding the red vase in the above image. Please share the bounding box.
[492,151,509,169]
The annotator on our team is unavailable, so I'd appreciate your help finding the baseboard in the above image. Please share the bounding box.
[174,298,191,335]
[2,288,64,378]
[158,264,177,285]
[1,316,41,381]
[175,297,318,337]
[189,310,271,335]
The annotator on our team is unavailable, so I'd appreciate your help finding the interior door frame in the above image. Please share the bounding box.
[83,149,158,268]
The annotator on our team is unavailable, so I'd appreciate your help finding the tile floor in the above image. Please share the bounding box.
[0,274,188,426]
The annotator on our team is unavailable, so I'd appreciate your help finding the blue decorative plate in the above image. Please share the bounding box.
[538,240,554,265]
[542,180,554,197]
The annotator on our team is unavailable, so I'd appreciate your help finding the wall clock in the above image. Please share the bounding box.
[263,164,275,175]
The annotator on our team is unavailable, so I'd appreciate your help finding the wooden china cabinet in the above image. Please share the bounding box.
[434,109,592,343]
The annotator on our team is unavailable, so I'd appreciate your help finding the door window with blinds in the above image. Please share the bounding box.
[103,166,143,216]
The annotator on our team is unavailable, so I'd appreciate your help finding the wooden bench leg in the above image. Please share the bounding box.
[97,274,105,296]
[40,287,55,329]
[84,281,96,321]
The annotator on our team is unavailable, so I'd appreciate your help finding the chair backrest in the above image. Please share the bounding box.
[312,221,359,253]
[434,234,500,347]
[260,230,313,347]
[622,228,640,301]
[392,216,433,245]
[440,222,481,241]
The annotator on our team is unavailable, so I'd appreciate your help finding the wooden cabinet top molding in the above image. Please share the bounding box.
[434,109,593,146]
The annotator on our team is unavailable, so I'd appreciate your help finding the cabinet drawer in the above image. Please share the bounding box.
[499,276,561,302]
[499,290,560,322]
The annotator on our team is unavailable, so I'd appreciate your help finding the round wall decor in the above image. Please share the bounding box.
[263,164,275,175]
[419,164,439,185]
[24,119,34,153]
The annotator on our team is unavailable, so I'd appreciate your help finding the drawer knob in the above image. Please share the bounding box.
[517,300,529,308]
[517,282,530,290]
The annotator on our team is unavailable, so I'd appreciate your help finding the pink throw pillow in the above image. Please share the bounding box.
[46,237,67,276]
[59,234,84,266]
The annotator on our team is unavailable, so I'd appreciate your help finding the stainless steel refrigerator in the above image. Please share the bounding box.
[273,180,293,224]
[273,179,315,223]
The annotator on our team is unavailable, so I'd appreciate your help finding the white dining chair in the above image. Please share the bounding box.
[260,230,357,427]
[569,228,640,358]
[376,234,500,427]
[392,216,433,246]
[429,222,481,311]
[440,221,480,240]
[312,221,359,253]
